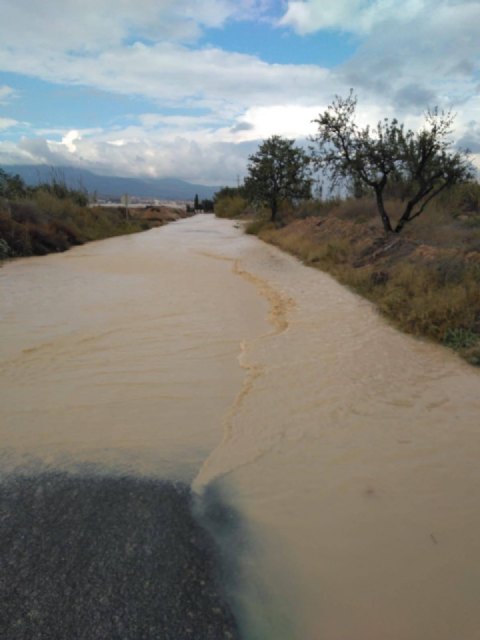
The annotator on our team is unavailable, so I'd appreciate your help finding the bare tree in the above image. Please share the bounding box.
[311,91,473,233]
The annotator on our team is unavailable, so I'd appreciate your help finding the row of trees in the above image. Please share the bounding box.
[187,194,214,213]
[241,92,474,233]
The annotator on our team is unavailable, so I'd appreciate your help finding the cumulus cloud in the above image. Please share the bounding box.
[228,105,321,141]
[0,117,19,130]
[0,0,268,54]
[0,119,260,184]
[325,0,480,166]
[279,0,426,35]
[17,137,69,165]
[282,1,480,117]
[0,42,331,112]
[457,114,480,155]
[1,0,479,182]
[2,98,330,183]
[0,85,17,105]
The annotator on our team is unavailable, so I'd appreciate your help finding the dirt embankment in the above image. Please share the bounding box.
[133,205,192,226]
[0,200,194,260]
[252,207,480,365]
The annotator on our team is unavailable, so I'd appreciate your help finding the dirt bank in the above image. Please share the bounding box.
[248,200,480,365]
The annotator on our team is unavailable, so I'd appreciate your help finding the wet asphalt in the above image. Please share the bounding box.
[0,472,240,639]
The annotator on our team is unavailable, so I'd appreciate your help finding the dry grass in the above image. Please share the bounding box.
[214,184,480,364]
[0,193,151,259]
[246,189,480,365]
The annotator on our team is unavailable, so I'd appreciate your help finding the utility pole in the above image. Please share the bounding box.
[121,193,130,220]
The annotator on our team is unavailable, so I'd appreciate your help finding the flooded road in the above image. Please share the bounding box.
[2,214,480,639]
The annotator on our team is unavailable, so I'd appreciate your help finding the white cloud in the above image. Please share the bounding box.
[0,119,259,184]
[1,0,479,182]
[61,130,82,152]
[279,0,480,116]
[0,42,331,112]
[338,1,480,133]
[95,137,252,184]
[0,117,19,130]
[225,105,321,141]
[0,0,266,54]
[0,85,17,105]
[0,99,322,183]
[279,0,427,34]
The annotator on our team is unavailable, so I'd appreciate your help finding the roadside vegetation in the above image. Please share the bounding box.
[214,94,480,365]
[0,169,161,260]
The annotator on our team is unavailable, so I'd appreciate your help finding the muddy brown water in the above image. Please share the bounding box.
[1,214,480,639]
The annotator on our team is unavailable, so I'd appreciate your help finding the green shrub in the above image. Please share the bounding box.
[443,327,480,349]
[214,195,248,218]
[10,201,47,225]
[0,238,11,259]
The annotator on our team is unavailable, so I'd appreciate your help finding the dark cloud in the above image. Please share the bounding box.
[336,1,480,118]
[230,122,254,133]
[448,59,476,76]
[457,122,480,153]
[18,138,66,164]
[394,84,437,109]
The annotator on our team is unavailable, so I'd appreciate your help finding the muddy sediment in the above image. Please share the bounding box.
[2,216,480,639]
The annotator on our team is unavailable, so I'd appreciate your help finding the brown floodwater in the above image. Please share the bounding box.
[1,214,480,639]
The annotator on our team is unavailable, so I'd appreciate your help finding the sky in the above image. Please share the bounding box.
[0,0,479,186]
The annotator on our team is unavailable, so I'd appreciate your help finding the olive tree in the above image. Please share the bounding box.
[245,135,312,222]
[311,91,473,233]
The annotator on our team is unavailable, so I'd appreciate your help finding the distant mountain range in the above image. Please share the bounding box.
[2,165,220,201]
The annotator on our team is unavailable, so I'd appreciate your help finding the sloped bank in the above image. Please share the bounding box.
[0,196,192,261]
[245,207,480,366]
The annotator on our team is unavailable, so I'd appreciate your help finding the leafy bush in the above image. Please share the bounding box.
[214,194,248,218]
[10,201,47,225]
[0,238,11,258]
[31,180,89,207]
[443,327,479,349]
[0,169,27,199]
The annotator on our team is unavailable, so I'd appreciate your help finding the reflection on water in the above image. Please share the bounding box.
[2,215,480,639]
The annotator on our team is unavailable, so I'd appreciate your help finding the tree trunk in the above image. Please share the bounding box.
[394,195,421,233]
[394,212,410,234]
[394,183,442,233]
[270,199,277,222]
[374,188,393,233]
